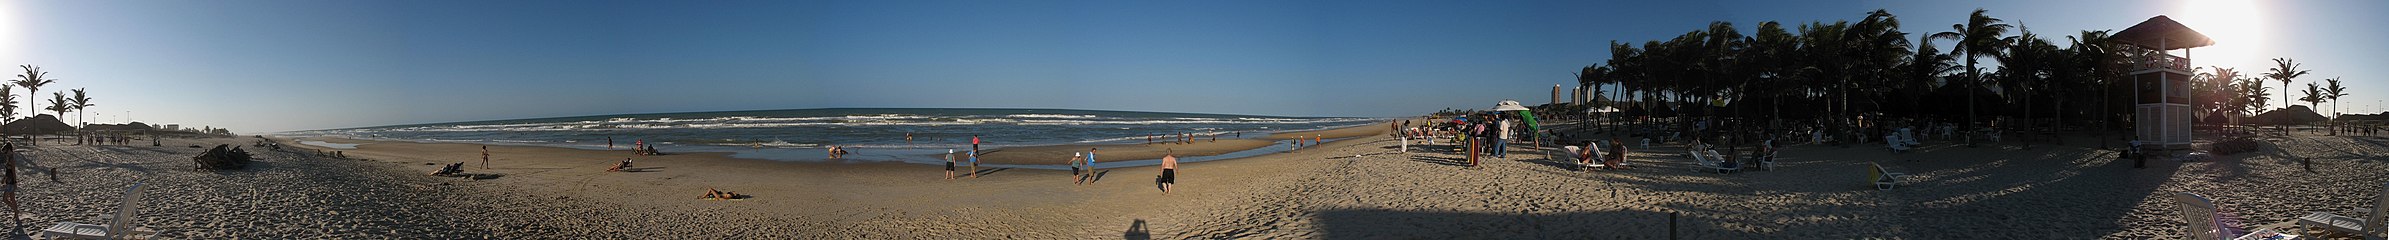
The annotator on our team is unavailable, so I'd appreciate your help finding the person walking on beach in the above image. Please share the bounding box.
[945,149,957,180]
[481,145,491,169]
[968,148,981,179]
[1159,149,1178,194]
[2,143,19,226]
[1070,152,1085,185]
[1085,148,1098,183]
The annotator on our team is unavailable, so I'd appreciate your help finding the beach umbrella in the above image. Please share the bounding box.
[1492,100,1530,111]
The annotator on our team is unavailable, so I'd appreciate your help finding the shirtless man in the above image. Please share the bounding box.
[1159,149,1179,194]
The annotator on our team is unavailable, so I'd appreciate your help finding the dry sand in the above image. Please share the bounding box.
[4,120,2382,238]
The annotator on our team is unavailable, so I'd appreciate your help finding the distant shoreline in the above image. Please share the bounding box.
[282,119,1399,168]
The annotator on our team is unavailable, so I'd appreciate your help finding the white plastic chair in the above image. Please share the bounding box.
[2298,181,2389,240]
[43,182,153,240]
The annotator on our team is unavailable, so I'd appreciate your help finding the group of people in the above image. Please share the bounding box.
[1447,113,1522,166]
[1147,132,1221,145]
[825,145,850,159]
[945,135,985,180]
[1068,148,1098,185]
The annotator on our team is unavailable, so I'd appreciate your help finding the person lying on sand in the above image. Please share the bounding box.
[430,162,464,176]
[608,158,634,172]
[703,188,742,200]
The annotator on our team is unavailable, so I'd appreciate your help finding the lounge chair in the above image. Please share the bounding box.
[2177,192,2302,240]
[1560,146,1605,170]
[1868,162,1906,190]
[2298,181,2389,239]
[43,182,154,239]
[1691,150,1736,174]
[1886,134,1912,153]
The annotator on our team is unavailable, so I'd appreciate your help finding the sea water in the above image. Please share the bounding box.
[282,108,1382,167]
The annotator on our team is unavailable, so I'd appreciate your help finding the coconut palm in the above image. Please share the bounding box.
[2236,77,2270,116]
[68,88,93,142]
[43,93,65,120]
[0,85,15,124]
[2323,77,2349,135]
[2264,58,2309,113]
[1928,8,2014,146]
[12,65,55,123]
[44,92,67,144]
[2323,77,2348,118]
[2300,83,2324,112]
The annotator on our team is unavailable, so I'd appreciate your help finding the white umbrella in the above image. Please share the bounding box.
[1493,100,1529,111]
[1588,106,1621,113]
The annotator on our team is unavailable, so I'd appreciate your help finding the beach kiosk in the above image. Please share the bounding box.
[2112,16,2211,151]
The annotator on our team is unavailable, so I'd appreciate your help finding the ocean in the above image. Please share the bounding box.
[281,108,1383,167]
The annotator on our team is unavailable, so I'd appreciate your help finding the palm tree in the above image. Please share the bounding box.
[2323,77,2349,134]
[1929,8,2014,146]
[2300,83,2324,111]
[12,65,56,125]
[2264,58,2309,113]
[2236,77,2270,116]
[14,64,57,145]
[68,88,93,142]
[44,92,67,143]
[0,85,14,141]
[0,85,15,124]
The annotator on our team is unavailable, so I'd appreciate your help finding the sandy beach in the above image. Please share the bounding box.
[0,120,2372,239]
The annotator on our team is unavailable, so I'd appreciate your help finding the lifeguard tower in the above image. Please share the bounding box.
[2112,16,2212,150]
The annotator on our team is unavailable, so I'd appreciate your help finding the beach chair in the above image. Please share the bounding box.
[1868,162,1905,190]
[2176,192,2302,240]
[1885,134,1912,153]
[43,182,154,240]
[2297,181,2389,239]
[1561,146,1604,170]
[1758,149,1777,171]
[1690,150,1736,174]
[1898,128,1921,146]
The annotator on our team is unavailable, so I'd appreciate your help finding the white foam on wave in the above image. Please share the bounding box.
[1004,114,1101,119]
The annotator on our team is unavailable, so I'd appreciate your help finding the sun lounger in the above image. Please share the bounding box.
[2297,181,2389,239]
[2177,192,2304,240]
[1886,134,1913,153]
[1561,146,1604,170]
[1868,162,1905,190]
[42,182,154,240]
[1691,150,1737,174]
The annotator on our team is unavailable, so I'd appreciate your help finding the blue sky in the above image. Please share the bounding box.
[0,0,2379,133]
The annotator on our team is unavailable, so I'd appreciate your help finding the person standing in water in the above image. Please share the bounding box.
[944,149,957,180]
[971,134,982,153]
[905,133,914,144]
[1159,149,1178,194]
[607,137,614,150]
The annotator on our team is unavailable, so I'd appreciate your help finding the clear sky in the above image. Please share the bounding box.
[0,0,2378,133]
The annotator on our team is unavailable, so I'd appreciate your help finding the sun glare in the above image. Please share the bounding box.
[2176,0,2266,69]
[0,1,18,59]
